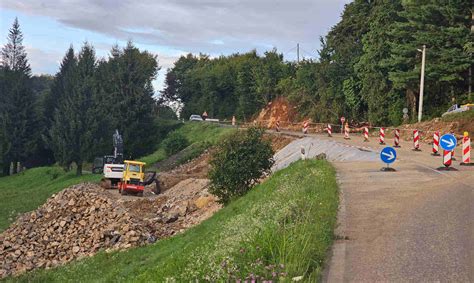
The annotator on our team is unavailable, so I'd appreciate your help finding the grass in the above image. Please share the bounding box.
[140,122,235,166]
[10,159,339,282]
[0,167,100,232]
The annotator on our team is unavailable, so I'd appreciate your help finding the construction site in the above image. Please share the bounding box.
[0,125,294,278]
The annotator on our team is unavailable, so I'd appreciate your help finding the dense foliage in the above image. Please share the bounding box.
[0,19,170,175]
[162,131,189,156]
[162,0,472,125]
[209,127,274,204]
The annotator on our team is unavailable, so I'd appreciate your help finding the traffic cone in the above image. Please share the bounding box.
[393,129,400,148]
[363,127,369,142]
[460,132,473,166]
[431,131,440,156]
[412,129,421,151]
[379,128,385,145]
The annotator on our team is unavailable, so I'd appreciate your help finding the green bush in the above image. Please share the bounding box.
[162,131,189,156]
[209,127,274,204]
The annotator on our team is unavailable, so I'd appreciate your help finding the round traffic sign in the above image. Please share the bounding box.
[439,133,457,151]
[340,116,345,123]
[380,147,397,164]
[402,108,408,114]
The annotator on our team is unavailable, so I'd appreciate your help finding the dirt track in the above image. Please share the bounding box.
[272,130,474,282]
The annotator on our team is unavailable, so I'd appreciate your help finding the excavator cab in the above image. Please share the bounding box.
[118,160,146,196]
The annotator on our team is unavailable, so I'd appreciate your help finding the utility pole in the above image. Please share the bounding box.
[417,45,426,123]
[297,43,300,64]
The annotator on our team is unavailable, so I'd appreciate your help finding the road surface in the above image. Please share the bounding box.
[270,129,474,282]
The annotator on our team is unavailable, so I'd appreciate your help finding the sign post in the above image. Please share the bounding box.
[437,133,457,171]
[380,146,397,172]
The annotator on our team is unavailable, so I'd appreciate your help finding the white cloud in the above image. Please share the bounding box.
[3,0,351,90]
[25,46,62,75]
[2,0,350,55]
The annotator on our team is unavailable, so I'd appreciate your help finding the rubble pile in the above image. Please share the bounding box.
[0,183,152,278]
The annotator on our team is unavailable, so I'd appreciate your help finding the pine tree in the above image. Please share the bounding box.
[96,41,159,158]
[49,43,101,175]
[44,47,76,128]
[0,18,37,174]
[1,18,30,75]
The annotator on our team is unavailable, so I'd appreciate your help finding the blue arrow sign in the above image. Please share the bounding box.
[440,133,457,151]
[380,147,397,164]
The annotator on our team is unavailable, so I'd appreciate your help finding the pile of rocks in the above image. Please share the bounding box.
[0,183,152,278]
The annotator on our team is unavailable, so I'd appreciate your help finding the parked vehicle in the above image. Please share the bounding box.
[441,104,473,117]
[189,115,203,121]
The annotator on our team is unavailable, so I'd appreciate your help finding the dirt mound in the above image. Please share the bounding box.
[0,183,152,278]
[0,177,220,279]
[263,134,294,152]
[158,149,213,192]
[256,97,297,128]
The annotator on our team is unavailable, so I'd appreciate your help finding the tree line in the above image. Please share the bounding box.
[0,18,173,176]
[161,0,473,125]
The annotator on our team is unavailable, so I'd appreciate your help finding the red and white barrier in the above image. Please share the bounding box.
[327,124,332,137]
[432,131,440,156]
[413,129,421,151]
[379,128,385,145]
[302,121,309,134]
[393,129,400,147]
[275,121,280,132]
[443,150,452,167]
[460,136,472,165]
[363,127,369,142]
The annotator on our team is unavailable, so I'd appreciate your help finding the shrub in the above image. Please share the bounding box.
[162,131,189,156]
[209,127,274,204]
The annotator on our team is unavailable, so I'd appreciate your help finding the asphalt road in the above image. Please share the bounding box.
[266,129,474,282]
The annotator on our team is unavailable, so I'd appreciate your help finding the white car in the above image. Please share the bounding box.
[441,104,473,117]
[189,115,203,121]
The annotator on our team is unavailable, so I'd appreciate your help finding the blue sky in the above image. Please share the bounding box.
[0,0,350,92]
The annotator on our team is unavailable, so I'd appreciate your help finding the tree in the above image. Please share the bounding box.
[236,60,259,120]
[0,18,38,174]
[49,43,101,175]
[355,0,403,125]
[385,0,472,119]
[97,42,160,158]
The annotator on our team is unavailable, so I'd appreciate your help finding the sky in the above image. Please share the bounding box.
[0,0,350,92]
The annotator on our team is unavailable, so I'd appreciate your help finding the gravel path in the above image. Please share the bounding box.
[272,136,378,172]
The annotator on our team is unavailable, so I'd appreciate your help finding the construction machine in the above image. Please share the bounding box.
[96,130,160,196]
[118,160,159,196]
[95,129,125,189]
